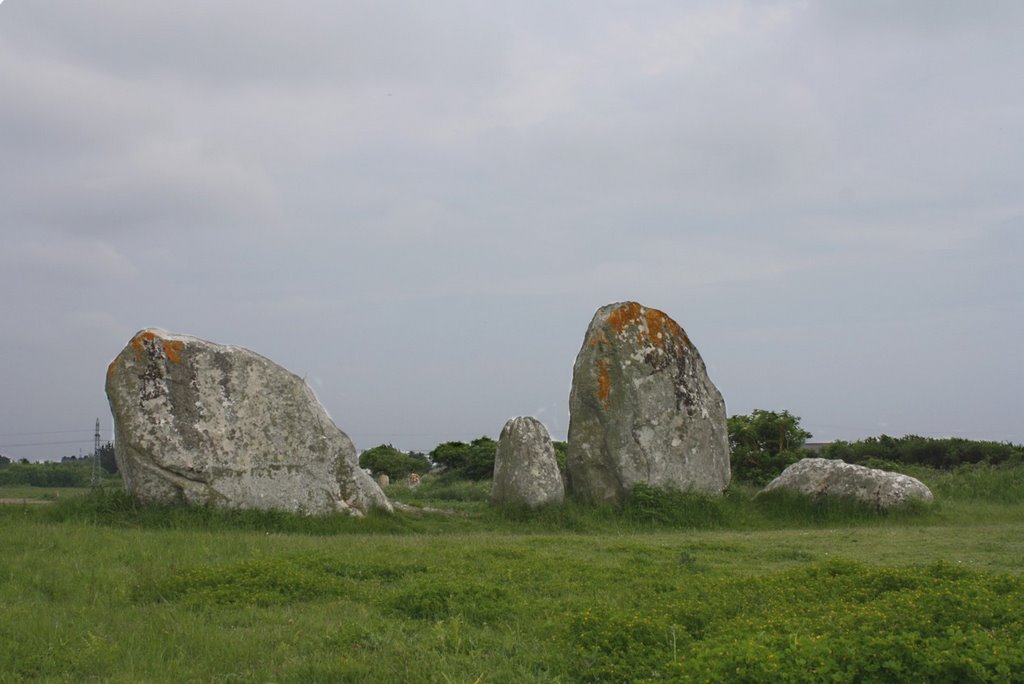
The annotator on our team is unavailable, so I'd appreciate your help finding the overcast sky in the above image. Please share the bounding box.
[1,1,1021,461]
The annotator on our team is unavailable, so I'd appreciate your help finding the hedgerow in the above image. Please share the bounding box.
[823,435,1024,469]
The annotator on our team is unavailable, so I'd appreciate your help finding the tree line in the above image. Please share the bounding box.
[59,442,118,473]
[820,434,1023,470]
[0,461,95,487]
[360,411,1023,487]
[5,418,1019,489]
[0,442,117,487]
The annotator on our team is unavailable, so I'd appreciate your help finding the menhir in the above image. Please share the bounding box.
[106,329,390,515]
[566,302,730,504]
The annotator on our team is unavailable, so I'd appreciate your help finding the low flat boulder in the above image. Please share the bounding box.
[491,416,564,508]
[761,458,933,509]
[106,329,391,515]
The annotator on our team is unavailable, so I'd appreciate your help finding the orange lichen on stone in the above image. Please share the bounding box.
[606,302,692,352]
[643,307,691,350]
[163,340,185,363]
[128,330,185,362]
[597,359,611,411]
[107,360,116,378]
[130,330,157,350]
[607,302,644,335]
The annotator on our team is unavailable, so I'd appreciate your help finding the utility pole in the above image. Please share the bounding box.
[92,418,101,487]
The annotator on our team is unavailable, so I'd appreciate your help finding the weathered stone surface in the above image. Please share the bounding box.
[491,416,565,508]
[105,329,391,515]
[567,302,730,504]
[761,458,933,509]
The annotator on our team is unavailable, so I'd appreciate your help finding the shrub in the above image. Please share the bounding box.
[552,440,567,473]
[429,437,497,480]
[822,435,1024,469]
[358,444,430,480]
[728,409,811,485]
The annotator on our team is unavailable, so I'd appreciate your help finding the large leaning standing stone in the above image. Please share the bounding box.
[105,329,391,515]
[567,302,730,504]
[761,458,933,509]
[491,416,565,508]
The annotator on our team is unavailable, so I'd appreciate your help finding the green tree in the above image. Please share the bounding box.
[429,436,498,480]
[359,444,430,480]
[728,409,811,485]
[0,454,10,466]
[97,442,118,474]
[552,440,568,474]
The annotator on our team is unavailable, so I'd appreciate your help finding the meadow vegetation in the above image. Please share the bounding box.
[2,454,1023,682]
[0,461,97,488]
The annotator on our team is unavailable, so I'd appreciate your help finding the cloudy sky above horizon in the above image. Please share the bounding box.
[1,1,1021,461]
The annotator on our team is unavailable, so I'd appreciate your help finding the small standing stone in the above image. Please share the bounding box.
[491,417,565,508]
[377,473,390,488]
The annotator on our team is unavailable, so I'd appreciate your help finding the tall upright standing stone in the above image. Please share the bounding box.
[567,302,730,504]
[490,416,564,508]
[106,328,391,515]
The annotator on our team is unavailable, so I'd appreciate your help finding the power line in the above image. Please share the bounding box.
[0,429,103,437]
[0,438,101,448]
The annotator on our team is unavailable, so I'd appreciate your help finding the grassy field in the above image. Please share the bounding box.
[0,485,89,501]
[1,465,1022,682]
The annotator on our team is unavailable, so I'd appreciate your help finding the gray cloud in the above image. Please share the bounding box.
[1,1,1021,460]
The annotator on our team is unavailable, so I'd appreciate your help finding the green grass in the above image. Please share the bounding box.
[0,485,89,501]
[1,464,1022,682]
